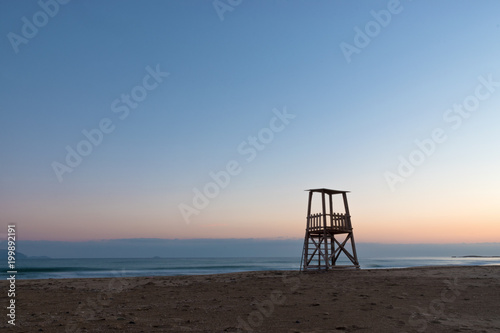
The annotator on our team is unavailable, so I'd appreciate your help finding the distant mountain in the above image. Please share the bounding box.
[0,249,51,259]
[1,249,28,259]
[452,255,500,258]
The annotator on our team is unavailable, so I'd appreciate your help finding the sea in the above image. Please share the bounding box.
[5,256,500,280]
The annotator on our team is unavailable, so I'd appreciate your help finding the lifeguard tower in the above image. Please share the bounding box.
[300,188,360,271]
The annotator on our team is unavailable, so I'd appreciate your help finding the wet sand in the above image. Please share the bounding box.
[1,265,499,332]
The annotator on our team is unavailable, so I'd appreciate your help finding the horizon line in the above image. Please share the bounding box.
[6,237,500,245]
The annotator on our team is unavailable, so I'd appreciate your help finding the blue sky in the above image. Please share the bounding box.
[1,0,500,243]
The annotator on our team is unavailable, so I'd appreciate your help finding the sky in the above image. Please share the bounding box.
[1,0,500,245]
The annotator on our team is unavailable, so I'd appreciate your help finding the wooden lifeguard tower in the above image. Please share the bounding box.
[300,188,359,271]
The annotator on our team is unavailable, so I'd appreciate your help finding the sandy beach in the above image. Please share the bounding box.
[2,266,499,332]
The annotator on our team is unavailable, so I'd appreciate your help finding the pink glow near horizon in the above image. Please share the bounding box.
[8,192,499,243]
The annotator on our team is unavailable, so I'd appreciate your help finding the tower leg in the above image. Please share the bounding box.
[350,232,360,267]
[331,235,336,265]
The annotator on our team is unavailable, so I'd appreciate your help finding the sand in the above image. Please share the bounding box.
[1,265,499,332]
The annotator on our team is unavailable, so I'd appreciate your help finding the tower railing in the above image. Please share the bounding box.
[307,213,352,232]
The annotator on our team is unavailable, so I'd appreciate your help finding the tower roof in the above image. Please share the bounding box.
[306,188,350,195]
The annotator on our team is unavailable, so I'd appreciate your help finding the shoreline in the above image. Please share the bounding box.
[11,261,500,281]
[2,265,499,332]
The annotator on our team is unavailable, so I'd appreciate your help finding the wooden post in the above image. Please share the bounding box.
[342,192,351,229]
[304,191,313,270]
[328,194,334,228]
[350,233,359,266]
[342,192,350,216]
[307,191,313,220]
[342,191,358,266]
[328,194,334,266]
[321,191,328,269]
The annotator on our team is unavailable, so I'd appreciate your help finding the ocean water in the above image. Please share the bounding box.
[4,256,500,280]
